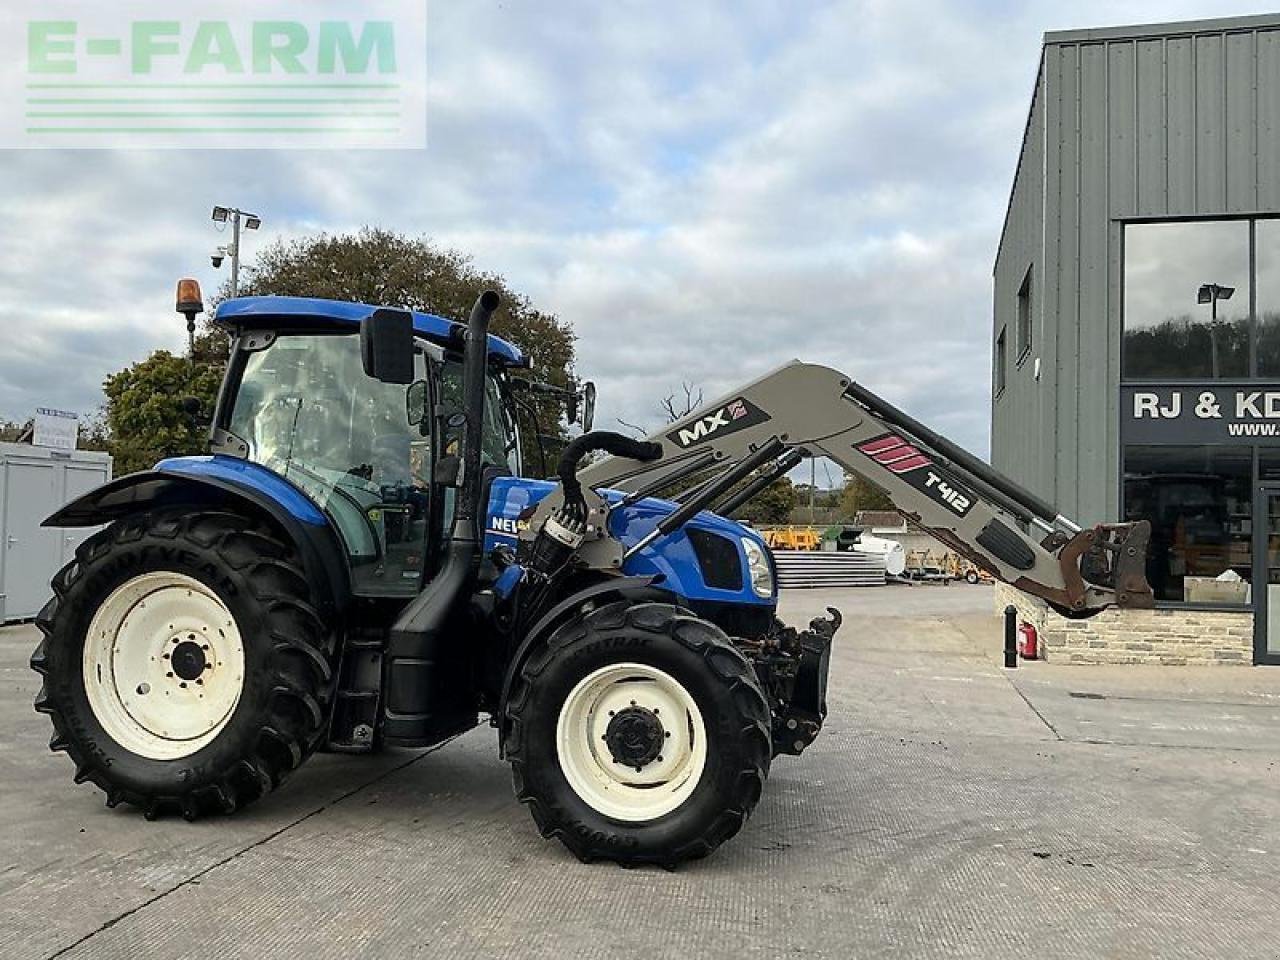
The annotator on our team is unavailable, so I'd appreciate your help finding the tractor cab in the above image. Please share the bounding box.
[209,296,525,597]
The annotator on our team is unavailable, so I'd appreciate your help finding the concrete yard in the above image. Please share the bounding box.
[4,583,1280,959]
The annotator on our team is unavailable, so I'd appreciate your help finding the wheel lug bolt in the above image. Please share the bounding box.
[657,755,663,762]
[196,678,203,686]
[179,682,187,689]
[166,671,174,678]
[665,732,671,738]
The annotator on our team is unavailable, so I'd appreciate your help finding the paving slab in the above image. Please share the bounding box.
[2,584,1277,960]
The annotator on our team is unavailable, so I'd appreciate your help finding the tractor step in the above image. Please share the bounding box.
[327,630,386,753]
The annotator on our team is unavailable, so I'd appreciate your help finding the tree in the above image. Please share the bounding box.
[77,408,112,453]
[660,383,703,423]
[103,352,223,475]
[103,228,576,477]
[617,381,705,437]
[839,471,894,520]
[617,380,798,522]
[734,476,797,525]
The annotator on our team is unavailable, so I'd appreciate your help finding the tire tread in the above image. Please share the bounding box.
[506,601,771,867]
[30,507,332,819]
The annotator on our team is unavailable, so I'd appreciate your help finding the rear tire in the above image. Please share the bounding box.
[30,508,334,820]
[506,602,771,866]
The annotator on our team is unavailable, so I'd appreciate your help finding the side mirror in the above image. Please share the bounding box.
[581,381,596,432]
[406,379,428,426]
[361,308,415,384]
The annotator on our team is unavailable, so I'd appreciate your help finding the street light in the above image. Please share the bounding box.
[210,206,263,297]
[1198,282,1236,376]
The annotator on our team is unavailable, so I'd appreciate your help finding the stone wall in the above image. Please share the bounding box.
[993,582,1252,666]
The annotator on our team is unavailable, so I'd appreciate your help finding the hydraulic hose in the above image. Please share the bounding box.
[556,431,663,508]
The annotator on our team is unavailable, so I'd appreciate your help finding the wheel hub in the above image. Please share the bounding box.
[82,571,246,761]
[169,639,208,682]
[557,662,708,823]
[603,706,665,768]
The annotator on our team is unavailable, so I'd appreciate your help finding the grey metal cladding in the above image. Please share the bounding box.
[991,15,1280,526]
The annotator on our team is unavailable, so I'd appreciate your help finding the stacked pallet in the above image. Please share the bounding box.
[772,549,886,589]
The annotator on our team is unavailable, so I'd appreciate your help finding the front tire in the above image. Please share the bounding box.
[30,508,334,820]
[506,602,771,866]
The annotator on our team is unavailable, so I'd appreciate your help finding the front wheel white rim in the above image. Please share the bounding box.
[556,662,707,823]
[82,572,246,761]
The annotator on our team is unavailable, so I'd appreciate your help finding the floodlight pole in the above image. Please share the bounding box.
[230,209,241,298]
[1199,282,1233,378]
[212,205,260,299]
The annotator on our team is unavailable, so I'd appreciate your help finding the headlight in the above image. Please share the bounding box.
[742,537,774,598]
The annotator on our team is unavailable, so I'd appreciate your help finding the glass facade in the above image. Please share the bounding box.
[1122,221,1250,379]
[1122,446,1252,603]
[1121,217,1280,619]
[1257,219,1280,377]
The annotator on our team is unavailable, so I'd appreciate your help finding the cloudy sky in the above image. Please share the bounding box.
[1,0,1273,466]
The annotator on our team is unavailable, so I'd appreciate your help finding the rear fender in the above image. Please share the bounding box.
[44,457,350,617]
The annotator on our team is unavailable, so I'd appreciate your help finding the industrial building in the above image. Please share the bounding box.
[991,13,1280,664]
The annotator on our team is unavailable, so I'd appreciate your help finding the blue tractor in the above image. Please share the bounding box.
[31,284,1153,865]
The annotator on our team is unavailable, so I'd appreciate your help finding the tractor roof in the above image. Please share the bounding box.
[212,296,526,366]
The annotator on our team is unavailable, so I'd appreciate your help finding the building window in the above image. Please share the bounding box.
[1016,265,1033,362]
[994,327,1007,397]
[1257,219,1280,377]
[1123,445,1252,604]
[1122,220,1251,378]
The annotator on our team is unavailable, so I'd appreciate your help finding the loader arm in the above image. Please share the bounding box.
[576,361,1154,616]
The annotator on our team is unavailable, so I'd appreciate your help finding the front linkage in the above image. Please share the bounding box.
[741,608,841,756]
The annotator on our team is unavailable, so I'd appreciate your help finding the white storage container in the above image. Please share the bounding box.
[0,442,112,622]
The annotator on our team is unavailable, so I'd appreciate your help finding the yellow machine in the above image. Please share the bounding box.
[762,526,823,551]
[945,553,993,584]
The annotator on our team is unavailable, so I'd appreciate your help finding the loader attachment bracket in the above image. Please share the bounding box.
[1016,521,1155,618]
[1109,519,1156,610]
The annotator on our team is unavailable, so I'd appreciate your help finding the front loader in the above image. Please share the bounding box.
[30,284,1153,866]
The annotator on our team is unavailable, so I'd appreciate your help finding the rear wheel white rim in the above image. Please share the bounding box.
[556,662,707,823]
[82,572,245,761]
